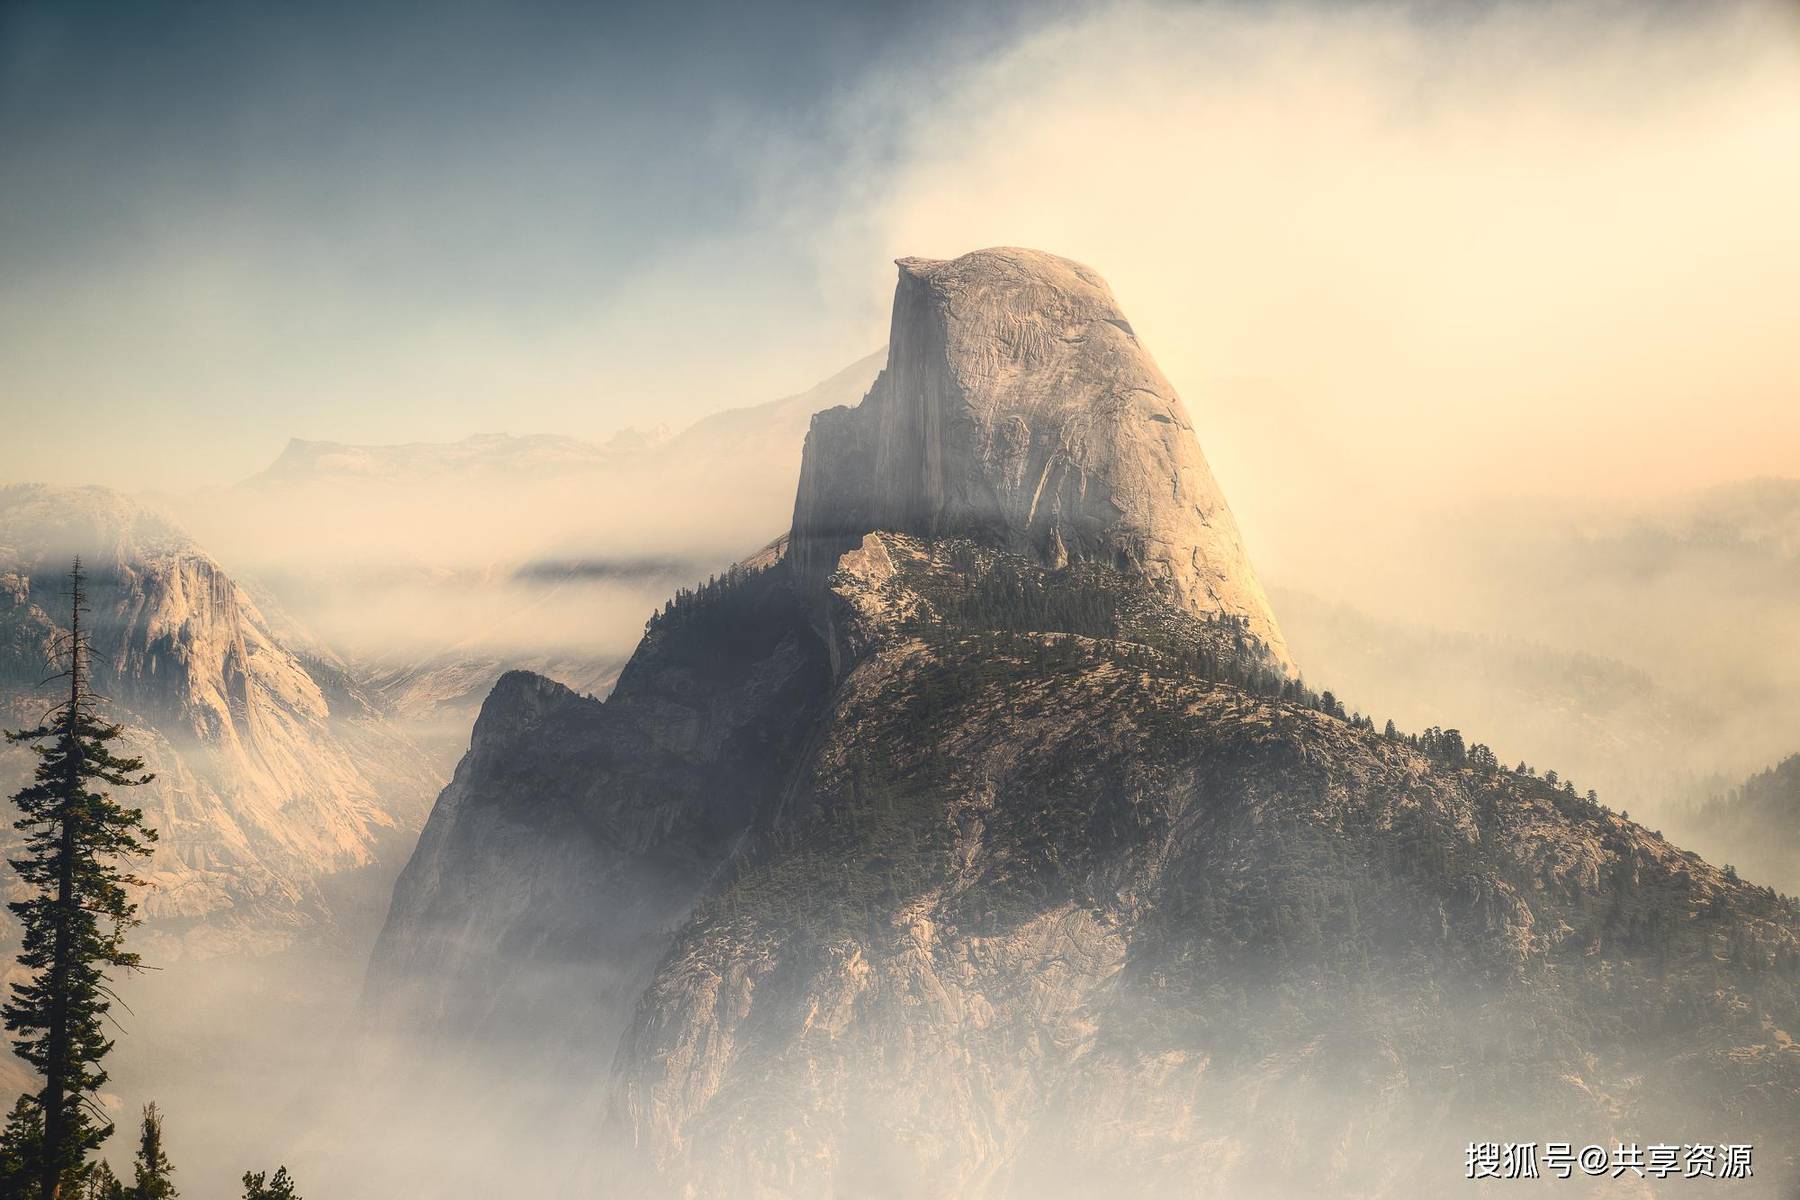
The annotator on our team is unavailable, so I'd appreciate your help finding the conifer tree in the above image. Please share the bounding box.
[0,1098,45,1198]
[0,1103,110,1200]
[125,1106,173,1200]
[79,1162,119,1200]
[239,1167,299,1200]
[2,560,158,1199]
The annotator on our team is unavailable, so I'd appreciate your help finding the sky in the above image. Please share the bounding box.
[1,0,1797,504]
[0,0,1046,487]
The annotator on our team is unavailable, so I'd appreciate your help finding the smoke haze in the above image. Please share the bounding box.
[3,2,1799,1197]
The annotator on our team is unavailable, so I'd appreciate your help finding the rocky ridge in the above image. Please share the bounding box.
[363,560,831,1050]
[363,251,1800,1197]
[0,483,440,957]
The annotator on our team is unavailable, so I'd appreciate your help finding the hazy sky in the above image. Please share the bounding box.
[2,0,1796,501]
[0,0,1047,488]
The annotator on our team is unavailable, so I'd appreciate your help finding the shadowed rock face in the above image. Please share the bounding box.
[792,248,1292,670]
[362,565,832,1053]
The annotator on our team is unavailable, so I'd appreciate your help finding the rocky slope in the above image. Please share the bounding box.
[363,561,831,1054]
[609,532,1800,1197]
[365,249,1290,1048]
[365,250,1799,1197]
[0,483,441,957]
[1273,586,1691,806]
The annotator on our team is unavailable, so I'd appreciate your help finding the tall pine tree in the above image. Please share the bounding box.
[3,560,157,1199]
[125,1106,173,1200]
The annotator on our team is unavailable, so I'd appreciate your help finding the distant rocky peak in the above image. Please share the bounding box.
[0,482,320,735]
[600,424,673,455]
[790,247,1294,671]
[243,431,637,488]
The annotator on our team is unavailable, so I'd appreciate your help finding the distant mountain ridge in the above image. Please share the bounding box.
[0,483,441,958]
[1271,587,1689,803]
[245,430,669,488]
[161,351,890,751]
[236,350,888,494]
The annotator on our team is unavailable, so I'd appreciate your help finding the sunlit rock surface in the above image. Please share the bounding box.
[0,483,440,958]
[792,248,1292,670]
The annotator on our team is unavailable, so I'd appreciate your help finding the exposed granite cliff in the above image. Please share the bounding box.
[363,562,830,1053]
[792,249,1291,670]
[0,483,439,957]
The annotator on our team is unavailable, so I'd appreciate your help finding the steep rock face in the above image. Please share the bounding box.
[363,561,831,1051]
[610,533,1800,1198]
[792,249,1291,669]
[0,484,440,956]
[363,672,629,1042]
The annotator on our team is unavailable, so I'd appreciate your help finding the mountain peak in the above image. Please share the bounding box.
[893,245,1112,293]
[0,481,196,564]
[791,247,1293,670]
[244,431,633,488]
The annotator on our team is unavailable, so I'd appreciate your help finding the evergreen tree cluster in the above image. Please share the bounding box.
[924,549,1124,641]
[638,560,806,683]
[1691,753,1800,893]
[899,542,1318,708]
[644,562,773,638]
[126,1105,173,1200]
